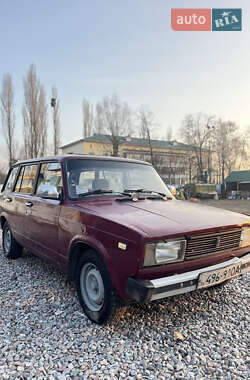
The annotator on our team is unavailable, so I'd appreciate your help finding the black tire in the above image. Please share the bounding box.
[2,222,23,259]
[75,249,124,324]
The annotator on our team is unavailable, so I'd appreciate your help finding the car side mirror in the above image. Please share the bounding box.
[36,184,62,200]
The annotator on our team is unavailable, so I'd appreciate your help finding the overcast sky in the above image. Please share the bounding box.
[0,0,249,157]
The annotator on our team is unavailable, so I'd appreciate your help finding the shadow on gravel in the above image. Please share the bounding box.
[107,282,235,331]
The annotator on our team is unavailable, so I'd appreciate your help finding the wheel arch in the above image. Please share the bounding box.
[67,241,109,282]
[0,216,7,230]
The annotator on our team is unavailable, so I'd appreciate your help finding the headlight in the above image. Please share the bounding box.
[143,239,186,266]
[240,227,250,247]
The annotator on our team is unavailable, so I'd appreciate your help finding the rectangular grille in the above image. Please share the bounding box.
[185,228,241,259]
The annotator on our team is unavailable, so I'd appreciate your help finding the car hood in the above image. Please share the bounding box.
[75,198,250,239]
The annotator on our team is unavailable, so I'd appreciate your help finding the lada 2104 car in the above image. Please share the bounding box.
[0,155,250,324]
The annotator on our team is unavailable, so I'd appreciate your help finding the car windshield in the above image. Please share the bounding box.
[66,158,173,199]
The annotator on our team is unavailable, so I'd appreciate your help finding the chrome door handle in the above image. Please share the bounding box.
[25,201,33,207]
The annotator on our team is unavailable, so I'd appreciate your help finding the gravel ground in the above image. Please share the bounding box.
[0,242,249,379]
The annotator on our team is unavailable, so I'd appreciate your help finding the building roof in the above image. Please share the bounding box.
[225,170,250,183]
[60,134,196,151]
[60,138,84,149]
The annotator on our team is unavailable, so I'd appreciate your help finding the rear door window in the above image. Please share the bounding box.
[14,165,38,194]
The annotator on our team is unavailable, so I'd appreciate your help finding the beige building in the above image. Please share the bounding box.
[60,134,210,185]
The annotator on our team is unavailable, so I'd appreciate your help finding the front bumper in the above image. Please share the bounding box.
[126,252,250,303]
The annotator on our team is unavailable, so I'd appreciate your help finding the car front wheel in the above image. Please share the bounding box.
[76,250,124,324]
[2,222,23,259]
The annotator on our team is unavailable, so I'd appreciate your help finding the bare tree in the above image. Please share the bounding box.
[214,119,246,183]
[95,101,105,134]
[82,99,94,138]
[180,113,215,180]
[23,64,48,158]
[51,86,61,155]
[0,73,15,167]
[14,141,26,161]
[38,85,48,156]
[0,162,7,183]
[137,105,156,166]
[97,94,131,156]
[244,125,250,169]
[166,125,172,141]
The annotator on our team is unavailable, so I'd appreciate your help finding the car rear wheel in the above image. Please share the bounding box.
[2,222,23,259]
[75,250,125,324]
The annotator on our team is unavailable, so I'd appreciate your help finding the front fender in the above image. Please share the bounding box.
[68,233,112,268]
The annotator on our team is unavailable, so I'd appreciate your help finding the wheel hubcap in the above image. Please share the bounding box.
[80,263,104,311]
[4,228,11,253]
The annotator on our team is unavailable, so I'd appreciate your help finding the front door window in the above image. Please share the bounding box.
[35,162,62,196]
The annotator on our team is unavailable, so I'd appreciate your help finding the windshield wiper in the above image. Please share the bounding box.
[78,188,172,201]
[78,189,113,197]
[78,189,134,199]
[116,194,145,202]
[123,188,172,199]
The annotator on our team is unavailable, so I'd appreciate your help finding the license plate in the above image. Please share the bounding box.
[197,263,242,289]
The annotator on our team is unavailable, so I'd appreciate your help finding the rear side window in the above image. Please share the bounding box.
[14,165,38,194]
[4,166,19,194]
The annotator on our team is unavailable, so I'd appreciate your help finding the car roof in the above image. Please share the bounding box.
[14,154,151,167]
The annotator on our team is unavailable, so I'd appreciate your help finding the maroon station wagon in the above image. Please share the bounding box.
[1,155,250,324]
